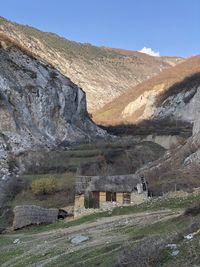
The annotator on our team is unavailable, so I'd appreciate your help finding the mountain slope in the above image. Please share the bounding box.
[0,17,183,112]
[0,33,106,209]
[94,55,200,125]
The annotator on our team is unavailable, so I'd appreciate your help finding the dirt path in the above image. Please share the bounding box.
[1,209,182,267]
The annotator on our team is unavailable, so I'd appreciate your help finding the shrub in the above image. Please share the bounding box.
[31,177,57,195]
[184,203,200,216]
[114,236,166,267]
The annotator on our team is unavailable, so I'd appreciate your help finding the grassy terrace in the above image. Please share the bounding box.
[12,138,165,210]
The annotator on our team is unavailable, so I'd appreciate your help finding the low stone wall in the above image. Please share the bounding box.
[13,205,59,230]
[131,192,147,205]
[74,194,147,218]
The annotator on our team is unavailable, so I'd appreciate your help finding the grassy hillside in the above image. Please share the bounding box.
[1,193,200,266]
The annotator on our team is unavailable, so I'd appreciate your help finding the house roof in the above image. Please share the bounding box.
[76,174,141,193]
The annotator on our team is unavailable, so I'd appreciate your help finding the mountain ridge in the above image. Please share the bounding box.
[0,16,183,112]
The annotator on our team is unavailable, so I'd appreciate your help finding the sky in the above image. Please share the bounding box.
[1,0,200,57]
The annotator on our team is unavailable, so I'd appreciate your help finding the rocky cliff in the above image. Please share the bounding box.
[136,84,200,194]
[0,17,183,112]
[0,34,106,208]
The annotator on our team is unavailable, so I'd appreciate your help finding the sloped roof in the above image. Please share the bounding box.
[76,174,141,193]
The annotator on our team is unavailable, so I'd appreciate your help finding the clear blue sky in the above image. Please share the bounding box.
[1,0,200,57]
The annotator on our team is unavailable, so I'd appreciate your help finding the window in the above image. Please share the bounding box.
[106,192,116,202]
[123,193,131,204]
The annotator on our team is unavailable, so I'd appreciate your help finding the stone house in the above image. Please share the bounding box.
[74,174,148,216]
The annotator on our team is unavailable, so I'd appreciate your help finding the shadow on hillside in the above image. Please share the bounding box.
[99,118,192,138]
[156,72,200,105]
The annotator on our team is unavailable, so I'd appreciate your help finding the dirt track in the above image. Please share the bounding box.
[1,209,182,267]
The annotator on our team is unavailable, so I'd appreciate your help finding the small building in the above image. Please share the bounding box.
[13,205,68,230]
[74,174,148,216]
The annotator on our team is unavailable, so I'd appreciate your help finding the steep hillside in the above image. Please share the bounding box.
[133,85,200,195]
[0,33,106,209]
[0,17,183,112]
[94,55,200,125]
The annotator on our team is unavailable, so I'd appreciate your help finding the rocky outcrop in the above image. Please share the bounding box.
[136,86,200,194]
[0,41,106,152]
[94,57,200,125]
[0,35,106,209]
[13,205,59,229]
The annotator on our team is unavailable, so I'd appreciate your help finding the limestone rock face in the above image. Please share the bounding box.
[0,45,106,153]
[183,87,200,165]
[153,86,199,124]
[193,87,200,135]
[0,40,106,209]
[136,86,200,192]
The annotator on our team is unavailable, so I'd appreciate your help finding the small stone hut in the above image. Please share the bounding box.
[13,205,59,230]
[74,174,148,213]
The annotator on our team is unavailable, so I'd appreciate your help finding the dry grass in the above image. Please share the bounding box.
[94,56,200,125]
[115,236,167,267]
[0,31,37,59]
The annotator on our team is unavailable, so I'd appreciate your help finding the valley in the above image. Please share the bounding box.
[0,13,200,267]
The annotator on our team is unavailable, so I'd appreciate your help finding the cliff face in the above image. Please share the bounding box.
[0,17,183,112]
[0,39,105,151]
[0,36,106,208]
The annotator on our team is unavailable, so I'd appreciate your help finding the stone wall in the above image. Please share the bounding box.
[99,192,106,204]
[116,193,124,204]
[74,194,85,209]
[74,192,147,218]
[131,192,147,205]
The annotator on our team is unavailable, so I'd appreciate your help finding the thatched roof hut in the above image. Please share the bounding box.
[76,174,141,194]
[13,205,59,230]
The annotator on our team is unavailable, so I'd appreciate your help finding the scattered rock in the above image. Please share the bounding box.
[171,250,179,256]
[13,238,20,244]
[166,243,179,256]
[184,233,193,240]
[70,235,89,245]
[166,243,177,249]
